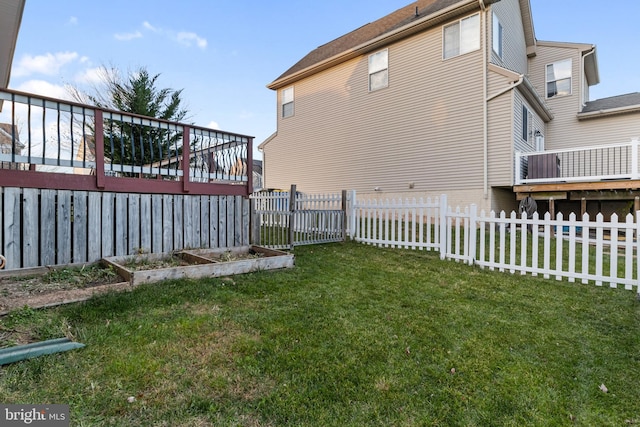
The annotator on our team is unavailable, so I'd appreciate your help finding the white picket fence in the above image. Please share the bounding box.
[352,194,640,292]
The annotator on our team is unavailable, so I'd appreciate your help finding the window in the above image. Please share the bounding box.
[492,13,503,59]
[546,59,572,98]
[443,13,480,59]
[522,105,533,143]
[281,87,294,118]
[368,49,388,91]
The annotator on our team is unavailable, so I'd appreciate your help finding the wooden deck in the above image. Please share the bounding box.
[513,179,640,218]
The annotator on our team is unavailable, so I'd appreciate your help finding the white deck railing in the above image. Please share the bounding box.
[515,138,640,185]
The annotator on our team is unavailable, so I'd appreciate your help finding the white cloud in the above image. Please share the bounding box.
[114,31,142,41]
[14,80,71,101]
[207,121,220,130]
[68,16,78,25]
[12,52,79,77]
[143,21,158,32]
[176,32,207,49]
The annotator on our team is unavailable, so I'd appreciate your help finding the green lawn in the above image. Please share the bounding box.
[1,242,639,426]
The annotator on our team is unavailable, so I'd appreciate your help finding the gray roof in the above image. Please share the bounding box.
[271,0,464,84]
[581,92,640,113]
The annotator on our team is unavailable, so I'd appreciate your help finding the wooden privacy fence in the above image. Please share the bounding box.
[351,193,640,293]
[250,186,347,249]
[0,186,249,270]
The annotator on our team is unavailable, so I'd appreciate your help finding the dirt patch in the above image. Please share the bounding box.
[0,264,128,315]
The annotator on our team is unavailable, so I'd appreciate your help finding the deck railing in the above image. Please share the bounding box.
[515,138,640,185]
[0,88,252,195]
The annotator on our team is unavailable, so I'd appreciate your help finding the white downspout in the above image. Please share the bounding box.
[486,74,524,102]
[480,0,488,199]
[581,47,595,108]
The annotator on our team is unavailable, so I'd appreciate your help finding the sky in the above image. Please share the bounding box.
[8,0,640,156]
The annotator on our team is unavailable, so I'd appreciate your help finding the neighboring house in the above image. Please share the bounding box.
[0,123,24,169]
[260,0,640,216]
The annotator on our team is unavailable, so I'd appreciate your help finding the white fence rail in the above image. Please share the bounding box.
[352,193,640,292]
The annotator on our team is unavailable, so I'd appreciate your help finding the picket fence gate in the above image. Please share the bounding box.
[250,186,347,249]
[352,193,640,293]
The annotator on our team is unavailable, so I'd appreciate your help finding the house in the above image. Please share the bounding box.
[0,123,24,169]
[260,0,640,217]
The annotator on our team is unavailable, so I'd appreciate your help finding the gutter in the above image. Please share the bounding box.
[268,0,500,90]
[578,104,640,120]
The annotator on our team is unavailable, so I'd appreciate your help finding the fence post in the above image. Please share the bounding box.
[439,194,448,259]
[468,204,477,265]
[347,189,357,238]
[250,195,261,246]
[288,184,297,250]
[341,190,348,242]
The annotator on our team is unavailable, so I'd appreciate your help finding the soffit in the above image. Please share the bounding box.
[0,0,25,89]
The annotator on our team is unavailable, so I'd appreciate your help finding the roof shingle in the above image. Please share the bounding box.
[272,0,462,83]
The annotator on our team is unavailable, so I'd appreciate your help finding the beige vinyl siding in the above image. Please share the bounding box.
[528,44,583,149]
[512,90,545,181]
[486,71,515,187]
[490,0,527,74]
[528,44,640,150]
[264,15,486,196]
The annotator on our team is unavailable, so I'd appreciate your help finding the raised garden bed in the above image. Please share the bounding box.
[102,245,294,287]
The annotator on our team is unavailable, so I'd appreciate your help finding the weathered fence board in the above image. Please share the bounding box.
[140,194,152,253]
[102,193,114,258]
[88,192,102,261]
[115,193,128,256]
[22,188,39,267]
[162,194,173,253]
[128,194,141,254]
[57,190,72,264]
[209,196,219,248]
[4,188,20,269]
[73,191,88,263]
[40,189,56,265]
[0,187,250,270]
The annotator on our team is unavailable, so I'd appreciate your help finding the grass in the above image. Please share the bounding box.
[0,241,639,426]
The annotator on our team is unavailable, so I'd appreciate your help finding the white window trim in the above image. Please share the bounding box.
[545,58,573,99]
[281,86,294,118]
[492,12,503,59]
[368,49,389,92]
[442,13,481,60]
